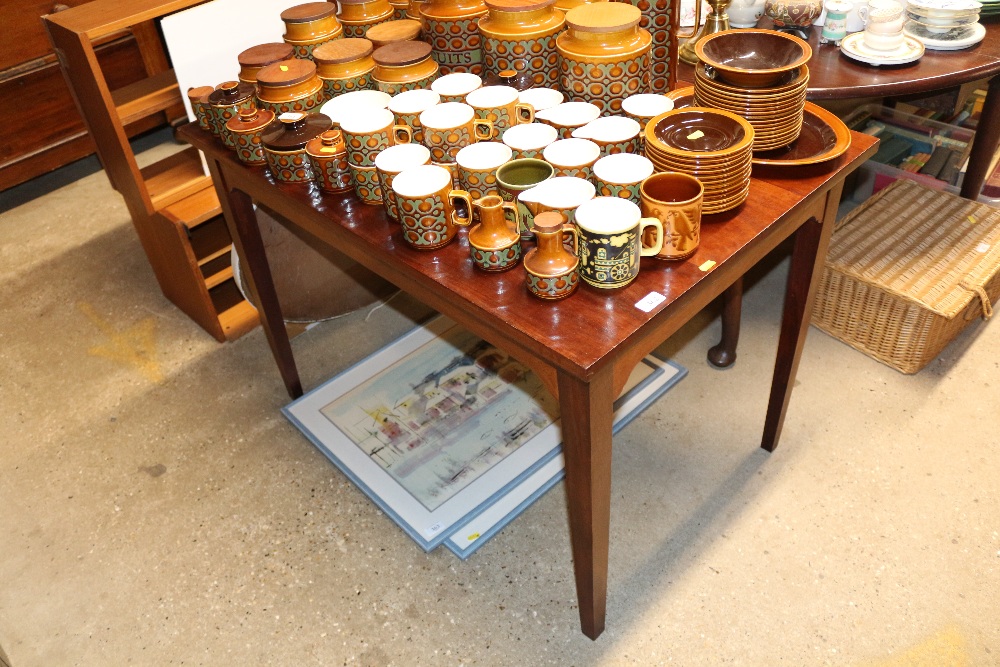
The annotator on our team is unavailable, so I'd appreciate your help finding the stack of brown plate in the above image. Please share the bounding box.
[693,29,811,152]
[644,107,755,214]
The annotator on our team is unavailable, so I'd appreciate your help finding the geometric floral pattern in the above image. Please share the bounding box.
[344,128,391,167]
[560,53,651,115]
[483,34,560,89]
[350,164,383,204]
[525,269,579,300]
[266,149,316,183]
[232,128,268,165]
[615,0,676,93]
[313,153,354,193]
[212,99,256,149]
[424,16,485,76]
[396,194,458,249]
[471,243,521,271]
[254,87,326,116]
[321,72,376,98]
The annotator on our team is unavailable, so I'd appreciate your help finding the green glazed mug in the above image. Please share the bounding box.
[495,158,554,237]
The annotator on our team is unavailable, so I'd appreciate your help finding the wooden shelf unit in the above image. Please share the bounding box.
[43,0,258,342]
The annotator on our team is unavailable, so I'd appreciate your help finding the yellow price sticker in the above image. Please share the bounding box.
[687,130,705,140]
[280,65,289,71]
[699,260,717,272]
[321,147,337,153]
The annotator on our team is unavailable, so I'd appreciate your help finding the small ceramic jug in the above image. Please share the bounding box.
[523,211,580,300]
[820,0,852,42]
[450,193,522,270]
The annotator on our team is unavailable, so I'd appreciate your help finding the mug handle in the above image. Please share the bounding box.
[639,217,664,257]
[449,189,473,226]
[473,119,493,142]
[858,5,869,23]
[501,201,519,230]
[392,124,412,145]
[562,225,579,256]
[515,103,534,124]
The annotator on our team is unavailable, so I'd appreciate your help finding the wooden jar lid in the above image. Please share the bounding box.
[257,59,318,87]
[186,85,214,102]
[365,19,422,47]
[372,40,433,66]
[237,42,296,67]
[564,3,640,31]
[280,1,338,22]
[313,38,375,64]
[485,0,556,12]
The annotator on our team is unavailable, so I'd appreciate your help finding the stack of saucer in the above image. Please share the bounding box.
[693,63,809,151]
[692,29,811,152]
[904,0,985,50]
[644,108,755,214]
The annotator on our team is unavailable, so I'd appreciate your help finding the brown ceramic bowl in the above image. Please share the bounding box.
[646,107,755,158]
[695,29,811,89]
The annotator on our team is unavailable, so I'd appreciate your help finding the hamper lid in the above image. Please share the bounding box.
[238,42,296,67]
[257,59,318,87]
[827,179,1000,319]
[373,40,433,66]
[564,3,641,32]
[280,1,338,22]
[313,38,375,64]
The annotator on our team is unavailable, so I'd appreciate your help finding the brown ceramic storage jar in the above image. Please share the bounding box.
[364,18,422,47]
[306,129,354,192]
[256,59,327,115]
[313,38,377,96]
[225,105,276,165]
[390,0,410,19]
[372,41,440,95]
[281,2,345,58]
[208,80,257,146]
[478,0,565,90]
[262,112,333,183]
[187,85,215,132]
[407,0,427,19]
[237,43,296,85]
[419,0,489,75]
[338,0,395,38]
[556,3,652,114]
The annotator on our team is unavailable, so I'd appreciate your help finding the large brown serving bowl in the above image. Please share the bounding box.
[695,29,811,89]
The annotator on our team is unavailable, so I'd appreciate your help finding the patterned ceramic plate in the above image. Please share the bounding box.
[904,20,986,48]
[840,32,925,65]
[907,0,981,11]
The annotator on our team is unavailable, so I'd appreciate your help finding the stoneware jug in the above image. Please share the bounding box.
[523,211,580,300]
[450,193,523,270]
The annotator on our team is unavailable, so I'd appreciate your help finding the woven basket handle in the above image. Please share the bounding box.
[960,280,995,321]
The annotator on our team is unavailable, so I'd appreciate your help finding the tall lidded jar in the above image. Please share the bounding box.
[256,59,327,115]
[419,0,489,75]
[338,0,395,37]
[556,3,651,115]
[280,2,344,59]
[478,0,565,91]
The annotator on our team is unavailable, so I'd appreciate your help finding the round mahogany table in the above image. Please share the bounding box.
[679,20,1000,199]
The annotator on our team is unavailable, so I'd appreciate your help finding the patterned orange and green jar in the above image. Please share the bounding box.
[338,0,395,37]
[313,38,377,97]
[407,0,427,20]
[556,3,651,115]
[225,105,276,165]
[187,86,215,133]
[478,0,565,90]
[237,42,296,86]
[262,112,333,183]
[553,0,606,14]
[617,0,676,93]
[306,129,354,193]
[256,59,327,115]
[208,81,257,146]
[281,2,344,59]
[372,41,440,94]
[419,0,488,75]
[390,0,411,19]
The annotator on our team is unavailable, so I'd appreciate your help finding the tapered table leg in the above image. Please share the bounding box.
[760,184,843,452]
[961,75,1000,200]
[558,365,615,640]
[708,277,743,368]
[208,159,302,399]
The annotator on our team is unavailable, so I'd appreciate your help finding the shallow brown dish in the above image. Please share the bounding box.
[646,107,754,157]
[695,30,811,89]
[666,87,695,108]
[751,102,852,166]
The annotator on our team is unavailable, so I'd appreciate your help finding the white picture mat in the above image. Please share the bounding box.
[444,354,686,559]
[283,317,564,551]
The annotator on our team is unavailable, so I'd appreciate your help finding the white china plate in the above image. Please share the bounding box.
[840,32,926,64]
[903,20,986,48]
[907,0,982,11]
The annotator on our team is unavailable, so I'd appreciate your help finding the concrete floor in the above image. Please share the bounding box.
[1,132,998,667]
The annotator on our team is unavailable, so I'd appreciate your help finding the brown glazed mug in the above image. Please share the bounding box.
[639,172,704,261]
[391,164,466,249]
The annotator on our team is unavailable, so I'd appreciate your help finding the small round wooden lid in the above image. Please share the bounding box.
[532,211,567,230]
[256,58,318,87]
[187,85,214,102]
[365,19,422,47]
[280,1,338,22]
[313,38,374,64]
[485,0,556,12]
[564,3,641,32]
[262,112,333,151]
[372,40,433,66]
[238,42,295,67]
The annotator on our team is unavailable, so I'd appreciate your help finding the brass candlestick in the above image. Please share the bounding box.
[678,0,732,65]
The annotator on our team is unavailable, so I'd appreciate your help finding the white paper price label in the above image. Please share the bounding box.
[635,292,666,312]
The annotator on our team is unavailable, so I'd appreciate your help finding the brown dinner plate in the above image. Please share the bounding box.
[751,102,852,166]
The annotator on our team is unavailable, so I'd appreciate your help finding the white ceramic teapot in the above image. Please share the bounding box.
[728,0,767,28]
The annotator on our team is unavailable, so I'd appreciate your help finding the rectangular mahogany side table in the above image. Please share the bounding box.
[180,122,877,639]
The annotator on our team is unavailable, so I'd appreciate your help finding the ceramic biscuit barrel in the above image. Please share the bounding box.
[262,112,333,183]
[314,38,378,96]
[256,59,327,115]
[372,40,440,94]
[281,2,345,58]
[338,0,395,37]
[208,80,257,146]
[237,42,296,85]
[478,0,565,90]
[419,0,488,75]
[556,3,652,115]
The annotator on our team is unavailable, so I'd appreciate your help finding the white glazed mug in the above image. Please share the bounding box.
[571,116,642,156]
[574,197,663,290]
[430,72,483,103]
[593,153,655,204]
[542,138,601,180]
[534,102,601,139]
[455,141,513,201]
[374,143,432,221]
[517,87,565,123]
[502,122,559,160]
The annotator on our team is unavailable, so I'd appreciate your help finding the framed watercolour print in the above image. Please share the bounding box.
[283,317,685,552]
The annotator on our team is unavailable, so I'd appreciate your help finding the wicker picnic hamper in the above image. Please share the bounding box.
[812,179,999,374]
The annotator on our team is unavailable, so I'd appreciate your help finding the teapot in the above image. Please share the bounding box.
[728,0,767,28]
